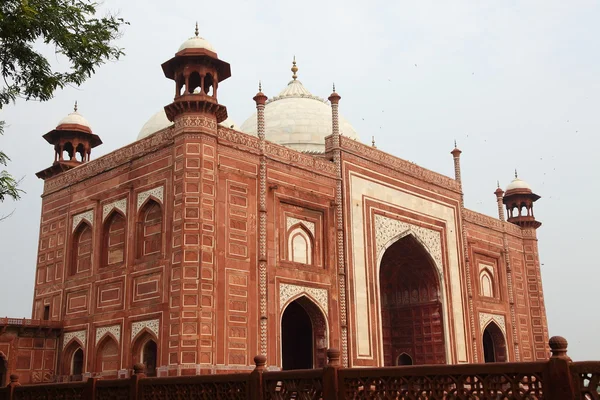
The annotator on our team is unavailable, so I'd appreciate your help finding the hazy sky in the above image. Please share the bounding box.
[1,0,598,361]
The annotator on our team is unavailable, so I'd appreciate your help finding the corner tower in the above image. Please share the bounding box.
[502,171,541,229]
[36,103,102,180]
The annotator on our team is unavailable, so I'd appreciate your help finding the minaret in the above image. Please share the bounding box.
[161,25,231,374]
[502,170,542,229]
[451,140,462,183]
[328,84,349,367]
[36,102,102,180]
[495,181,506,221]
[253,82,268,360]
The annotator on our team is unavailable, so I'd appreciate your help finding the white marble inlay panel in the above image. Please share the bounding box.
[137,186,164,210]
[279,283,328,316]
[62,330,87,349]
[72,210,94,232]
[479,312,506,335]
[102,198,127,221]
[374,214,443,276]
[131,319,160,340]
[95,324,121,345]
[286,217,315,237]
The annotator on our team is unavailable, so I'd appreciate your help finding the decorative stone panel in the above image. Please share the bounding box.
[62,330,87,349]
[479,312,507,335]
[279,283,328,316]
[286,217,315,237]
[102,198,127,221]
[72,210,94,232]
[95,324,121,345]
[374,214,443,276]
[131,319,160,340]
[137,186,164,210]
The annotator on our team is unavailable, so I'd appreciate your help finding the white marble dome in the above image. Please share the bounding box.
[137,110,238,140]
[240,78,359,153]
[506,177,532,192]
[178,25,216,53]
[57,110,91,129]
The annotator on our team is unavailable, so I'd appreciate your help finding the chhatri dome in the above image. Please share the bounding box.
[240,58,359,153]
[57,101,91,130]
[136,25,237,140]
[505,170,533,193]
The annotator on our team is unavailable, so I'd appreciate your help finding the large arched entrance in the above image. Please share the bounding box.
[379,234,446,366]
[483,322,507,362]
[281,296,327,370]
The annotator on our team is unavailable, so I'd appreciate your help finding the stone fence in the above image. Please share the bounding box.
[1,336,599,400]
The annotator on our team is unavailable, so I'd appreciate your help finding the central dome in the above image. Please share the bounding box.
[240,61,358,153]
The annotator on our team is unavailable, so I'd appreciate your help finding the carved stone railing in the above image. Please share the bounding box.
[0,337,597,400]
[0,317,62,329]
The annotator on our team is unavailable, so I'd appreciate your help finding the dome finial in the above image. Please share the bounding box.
[515,169,518,178]
[291,56,298,80]
[74,101,78,113]
[372,136,376,148]
[332,82,336,92]
[194,22,199,37]
[454,139,457,147]
[497,180,500,188]
[258,80,262,92]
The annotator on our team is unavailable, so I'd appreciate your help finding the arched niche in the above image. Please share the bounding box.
[379,234,446,366]
[63,340,85,378]
[96,335,119,376]
[131,330,159,376]
[102,210,126,267]
[71,221,92,275]
[483,321,507,363]
[287,224,314,265]
[136,199,163,259]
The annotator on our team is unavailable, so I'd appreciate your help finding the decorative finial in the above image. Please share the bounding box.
[291,56,298,80]
[333,83,336,92]
[74,101,78,112]
[372,136,376,147]
[454,139,457,148]
[195,22,199,37]
[497,180,500,188]
[515,169,518,178]
[259,80,262,92]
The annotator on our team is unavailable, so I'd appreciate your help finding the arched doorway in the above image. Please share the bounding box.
[483,322,507,362]
[379,234,446,366]
[396,353,413,366]
[142,340,158,377]
[0,353,7,387]
[281,296,327,370]
[63,341,84,380]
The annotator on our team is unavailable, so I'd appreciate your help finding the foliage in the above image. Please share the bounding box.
[0,0,128,218]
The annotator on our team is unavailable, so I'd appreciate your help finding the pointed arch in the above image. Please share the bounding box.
[287,223,314,265]
[483,321,508,363]
[131,330,159,376]
[378,233,446,366]
[136,199,163,259]
[102,210,126,267]
[396,352,413,366]
[96,335,120,375]
[71,221,92,275]
[280,294,328,369]
[63,340,85,376]
[479,268,494,298]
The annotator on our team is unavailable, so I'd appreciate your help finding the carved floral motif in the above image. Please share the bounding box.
[131,319,160,340]
[102,198,127,221]
[286,217,315,237]
[374,214,443,276]
[279,283,328,316]
[137,186,164,210]
[72,210,94,232]
[62,330,87,349]
[479,312,507,335]
[95,324,121,345]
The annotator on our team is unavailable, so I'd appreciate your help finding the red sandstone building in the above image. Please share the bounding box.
[0,28,549,385]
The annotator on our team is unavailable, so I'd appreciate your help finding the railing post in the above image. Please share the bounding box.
[323,349,340,400]
[250,355,266,400]
[84,377,98,400]
[7,375,20,400]
[545,336,576,400]
[130,363,146,400]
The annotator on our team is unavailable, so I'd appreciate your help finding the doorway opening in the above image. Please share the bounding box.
[483,322,507,362]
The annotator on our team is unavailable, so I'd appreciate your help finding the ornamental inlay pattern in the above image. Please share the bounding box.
[479,312,507,335]
[102,198,127,221]
[95,324,121,345]
[72,210,94,232]
[279,283,328,316]
[374,214,443,276]
[131,319,160,340]
[137,187,164,210]
[286,217,315,237]
[62,330,87,350]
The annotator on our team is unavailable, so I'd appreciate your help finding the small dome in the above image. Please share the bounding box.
[137,110,173,140]
[240,73,359,153]
[177,24,215,53]
[57,108,91,129]
[219,117,240,130]
[506,177,532,192]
